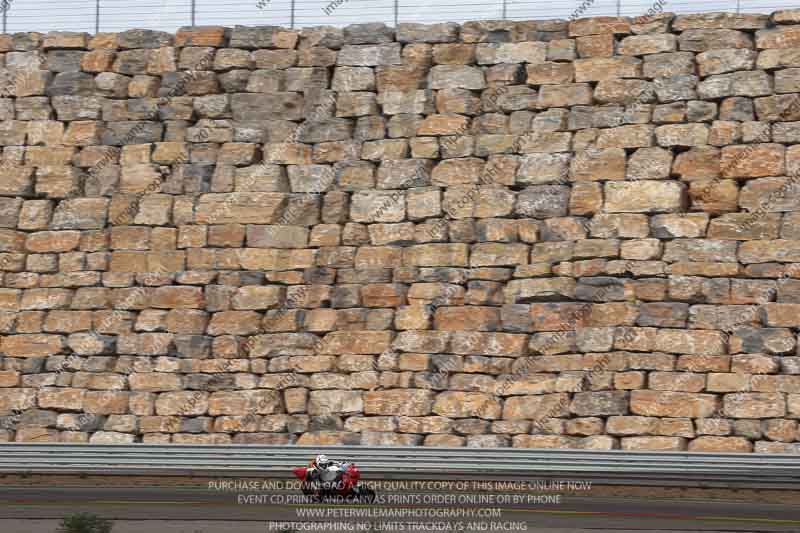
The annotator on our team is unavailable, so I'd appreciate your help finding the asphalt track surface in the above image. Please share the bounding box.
[1,485,799,532]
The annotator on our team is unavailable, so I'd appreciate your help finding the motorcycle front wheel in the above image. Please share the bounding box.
[354,485,376,504]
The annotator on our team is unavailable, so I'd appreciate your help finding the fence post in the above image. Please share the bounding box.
[502,0,507,20]
[290,0,295,28]
[191,0,196,26]
[394,0,398,25]
[616,0,620,16]
[95,0,100,33]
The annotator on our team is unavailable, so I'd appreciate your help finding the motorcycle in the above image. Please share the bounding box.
[292,460,376,503]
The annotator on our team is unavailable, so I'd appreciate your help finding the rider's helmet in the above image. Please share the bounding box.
[315,454,330,469]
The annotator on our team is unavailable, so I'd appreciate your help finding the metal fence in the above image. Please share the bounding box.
[1,444,799,488]
[0,0,797,34]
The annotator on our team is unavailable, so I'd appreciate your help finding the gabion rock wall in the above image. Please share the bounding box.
[2,12,800,451]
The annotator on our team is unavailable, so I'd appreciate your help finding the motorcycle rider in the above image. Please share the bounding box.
[297,454,375,503]
[308,454,343,485]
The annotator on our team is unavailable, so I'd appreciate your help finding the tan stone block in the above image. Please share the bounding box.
[417,114,469,136]
[762,303,800,327]
[129,373,182,392]
[503,393,569,420]
[363,389,434,416]
[476,42,546,64]
[594,80,654,105]
[590,214,649,239]
[649,371,706,392]
[688,436,753,452]
[319,331,392,355]
[765,420,797,443]
[154,391,206,416]
[618,34,677,55]
[606,415,658,435]
[512,435,579,448]
[613,371,646,390]
[367,223,414,246]
[730,354,778,374]
[574,57,641,82]
[537,83,593,108]
[621,436,687,451]
[308,390,364,415]
[396,416,451,435]
[707,213,780,241]
[43,311,92,333]
[570,17,630,37]
[433,391,501,419]
[207,311,262,336]
[653,329,727,355]
[707,373,751,392]
[403,244,469,267]
[564,417,605,436]
[84,391,129,414]
[526,62,574,85]
[38,388,84,410]
[26,231,81,253]
[789,394,800,417]
[672,147,720,182]
[1,334,64,357]
[570,391,629,416]
[469,243,528,267]
[688,179,739,214]
[295,431,359,446]
[450,331,527,356]
[0,389,36,413]
[431,157,484,186]
[238,249,316,270]
[208,390,280,416]
[394,305,432,330]
[15,428,60,442]
[139,416,180,433]
[604,181,686,213]
[720,144,785,178]
[751,375,800,393]
[0,288,20,312]
[289,355,335,373]
[354,246,403,269]
[739,240,800,263]
[162,309,206,334]
[631,390,719,417]
[81,49,115,72]
[433,306,500,331]
[756,26,800,49]
[359,283,405,308]
[195,193,287,224]
[175,26,227,47]
[576,34,615,58]
[231,286,284,311]
[150,286,204,309]
[621,239,661,261]
[570,148,626,182]
[522,303,587,331]
[0,371,20,387]
[724,392,785,418]
[656,417,695,437]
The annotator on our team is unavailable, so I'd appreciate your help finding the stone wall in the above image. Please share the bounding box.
[1,12,800,452]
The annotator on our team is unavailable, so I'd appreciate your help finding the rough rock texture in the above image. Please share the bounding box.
[2,14,800,451]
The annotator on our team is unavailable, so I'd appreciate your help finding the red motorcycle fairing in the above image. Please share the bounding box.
[291,461,376,503]
[339,463,360,492]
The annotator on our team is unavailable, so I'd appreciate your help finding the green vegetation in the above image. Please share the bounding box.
[57,513,113,533]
